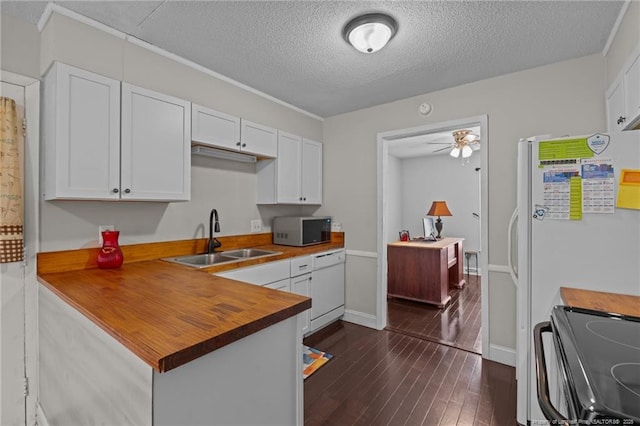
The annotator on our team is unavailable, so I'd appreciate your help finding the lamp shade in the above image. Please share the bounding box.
[427,201,453,217]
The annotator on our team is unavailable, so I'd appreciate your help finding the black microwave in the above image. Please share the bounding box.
[272,216,332,246]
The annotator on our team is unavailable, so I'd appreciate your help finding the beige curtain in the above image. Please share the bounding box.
[0,96,24,263]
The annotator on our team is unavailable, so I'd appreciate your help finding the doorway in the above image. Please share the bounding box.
[0,71,41,426]
[376,115,488,356]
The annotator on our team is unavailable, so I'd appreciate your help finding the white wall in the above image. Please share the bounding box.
[320,53,608,350]
[605,1,640,87]
[400,152,481,255]
[0,14,40,79]
[37,12,323,251]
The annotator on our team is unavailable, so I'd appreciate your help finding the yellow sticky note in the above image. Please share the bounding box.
[616,169,640,210]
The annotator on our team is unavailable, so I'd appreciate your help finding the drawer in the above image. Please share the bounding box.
[215,259,290,286]
[290,256,312,277]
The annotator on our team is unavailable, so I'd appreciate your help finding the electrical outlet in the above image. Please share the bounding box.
[98,225,115,245]
[250,220,262,233]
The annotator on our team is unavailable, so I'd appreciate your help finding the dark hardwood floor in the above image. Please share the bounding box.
[386,274,482,354]
[303,274,516,426]
[304,320,516,425]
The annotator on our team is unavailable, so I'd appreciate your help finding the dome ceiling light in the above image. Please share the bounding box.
[343,13,398,54]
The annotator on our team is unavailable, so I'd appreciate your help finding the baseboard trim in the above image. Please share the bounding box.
[488,344,516,367]
[345,250,377,259]
[342,309,378,329]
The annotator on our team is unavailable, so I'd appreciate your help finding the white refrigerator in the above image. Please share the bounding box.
[510,131,640,425]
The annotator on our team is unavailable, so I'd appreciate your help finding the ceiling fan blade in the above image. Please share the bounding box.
[433,146,452,153]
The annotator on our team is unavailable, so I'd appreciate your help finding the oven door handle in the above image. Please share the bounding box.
[534,321,570,426]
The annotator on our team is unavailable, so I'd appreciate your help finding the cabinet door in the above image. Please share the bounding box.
[301,138,322,204]
[276,131,303,203]
[192,104,240,151]
[606,77,626,132]
[623,52,640,129]
[291,273,311,335]
[264,278,291,292]
[240,119,277,158]
[214,259,290,286]
[121,83,191,201]
[43,63,120,200]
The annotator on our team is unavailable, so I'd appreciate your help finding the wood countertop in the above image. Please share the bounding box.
[387,237,464,249]
[560,287,640,318]
[37,234,344,373]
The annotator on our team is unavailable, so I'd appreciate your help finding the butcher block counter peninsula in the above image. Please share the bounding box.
[37,232,344,426]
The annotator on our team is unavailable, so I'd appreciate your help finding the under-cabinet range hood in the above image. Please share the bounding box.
[191,145,257,163]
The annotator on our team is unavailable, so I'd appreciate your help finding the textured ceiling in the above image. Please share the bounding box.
[1,1,625,118]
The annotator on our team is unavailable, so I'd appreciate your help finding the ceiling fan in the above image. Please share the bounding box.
[429,129,481,159]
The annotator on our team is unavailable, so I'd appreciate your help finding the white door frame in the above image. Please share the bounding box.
[1,70,41,426]
[376,115,489,358]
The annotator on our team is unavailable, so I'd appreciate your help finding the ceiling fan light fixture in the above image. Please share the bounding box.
[450,129,480,159]
[343,13,397,53]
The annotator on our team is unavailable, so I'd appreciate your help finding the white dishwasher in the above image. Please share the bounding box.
[310,249,346,333]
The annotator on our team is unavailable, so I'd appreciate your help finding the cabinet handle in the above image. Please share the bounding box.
[617,116,626,125]
[112,188,119,193]
[124,188,131,194]
[236,142,241,147]
[241,143,246,148]
[303,197,306,201]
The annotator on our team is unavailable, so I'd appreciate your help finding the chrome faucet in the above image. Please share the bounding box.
[207,208,222,254]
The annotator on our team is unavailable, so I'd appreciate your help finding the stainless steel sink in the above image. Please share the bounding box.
[163,253,238,268]
[222,249,280,259]
[162,248,280,268]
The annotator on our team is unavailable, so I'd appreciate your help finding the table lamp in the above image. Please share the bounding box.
[427,201,452,239]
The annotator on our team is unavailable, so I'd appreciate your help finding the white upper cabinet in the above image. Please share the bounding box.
[606,78,626,132]
[191,104,240,151]
[43,62,121,200]
[42,63,191,201]
[275,131,303,204]
[121,83,191,201]
[300,138,323,205]
[606,44,640,132]
[257,131,323,205]
[240,119,277,158]
[191,104,276,158]
[623,52,640,128]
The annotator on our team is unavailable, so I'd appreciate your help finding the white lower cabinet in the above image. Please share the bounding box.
[214,259,290,287]
[39,285,301,426]
[290,255,312,335]
[290,273,311,335]
[215,255,314,335]
[264,278,291,292]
